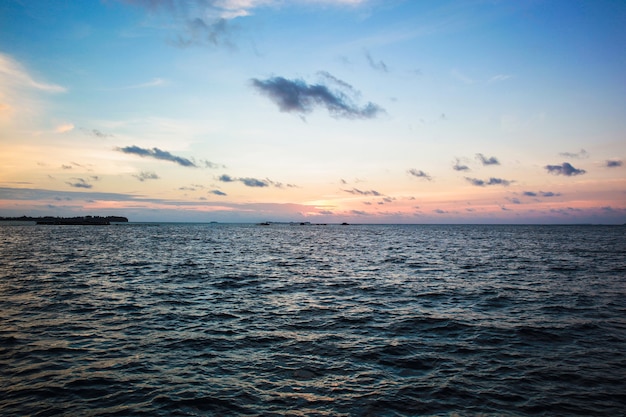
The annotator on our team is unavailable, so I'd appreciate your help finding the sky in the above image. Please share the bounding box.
[1,0,625,224]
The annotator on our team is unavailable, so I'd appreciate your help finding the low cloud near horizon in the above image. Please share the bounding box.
[465,177,511,187]
[545,162,586,176]
[117,145,196,167]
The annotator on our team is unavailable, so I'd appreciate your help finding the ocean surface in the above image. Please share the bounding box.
[1,223,625,416]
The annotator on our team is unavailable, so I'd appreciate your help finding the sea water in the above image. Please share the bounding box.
[1,223,625,416]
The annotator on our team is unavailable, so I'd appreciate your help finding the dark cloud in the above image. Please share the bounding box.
[118,145,196,167]
[434,209,448,214]
[251,75,384,119]
[240,177,268,187]
[344,188,382,196]
[62,164,73,170]
[351,210,368,216]
[210,190,227,196]
[452,158,469,171]
[133,171,160,182]
[408,169,432,181]
[476,153,500,166]
[606,160,623,168]
[559,149,589,159]
[465,177,511,186]
[217,174,290,188]
[365,51,388,73]
[523,191,560,198]
[66,178,92,189]
[545,162,586,176]
[218,174,235,182]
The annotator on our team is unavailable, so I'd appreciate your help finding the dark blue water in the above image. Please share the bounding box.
[1,224,625,416]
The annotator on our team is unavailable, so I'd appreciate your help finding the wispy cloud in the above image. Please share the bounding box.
[251,74,384,119]
[559,149,589,159]
[0,52,66,93]
[123,0,368,49]
[343,188,382,196]
[452,158,470,171]
[488,74,512,83]
[606,160,623,168]
[117,145,196,167]
[465,177,511,186]
[545,162,586,176]
[523,191,561,198]
[121,78,166,89]
[408,168,432,181]
[133,171,160,181]
[365,50,388,72]
[210,189,227,196]
[476,153,500,166]
[81,128,114,138]
[66,178,93,189]
[55,123,75,133]
[217,174,289,188]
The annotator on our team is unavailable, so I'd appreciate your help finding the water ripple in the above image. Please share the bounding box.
[1,224,625,416]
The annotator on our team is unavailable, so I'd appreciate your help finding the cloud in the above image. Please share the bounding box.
[465,177,511,186]
[117,145,196,167]
[606,160,623,168]
[175,17,235,48]
[343,188,382,196]
[559,149,589,159]
[545,162,586,176]
[66,178,93,189]
[240,177,268,187]
[523,191,561,198]
[476,153,500,166]
[488,74,512,83]
[202,159,222,168]
[408,168,432,181]
[210,189,227,196]
[121,78,166,89]
[251,75,384,119]
[0,52,66,93]
[55,123,75,133]
[365,50,388,72]
[452,158,469,171]
[217,174,289,188]
[218,174,235,182]
[81,128,114,138]
[133,171,160,181]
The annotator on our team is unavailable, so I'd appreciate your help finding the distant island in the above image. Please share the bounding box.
[0,216,129,225]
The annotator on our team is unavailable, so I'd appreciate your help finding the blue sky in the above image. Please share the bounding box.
[1,0,625,223]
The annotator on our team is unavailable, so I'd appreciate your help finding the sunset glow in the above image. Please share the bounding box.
[1,0,625,223]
